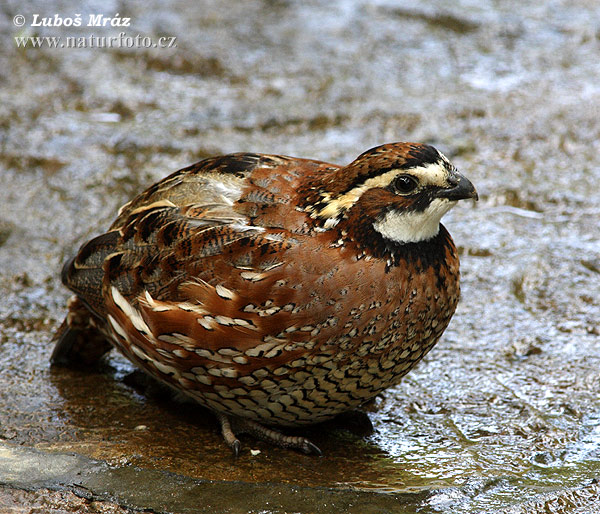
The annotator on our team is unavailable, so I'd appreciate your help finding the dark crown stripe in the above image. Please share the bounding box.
[339,144,442,196]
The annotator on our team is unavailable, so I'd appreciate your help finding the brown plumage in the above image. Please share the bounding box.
[52,142,477,455]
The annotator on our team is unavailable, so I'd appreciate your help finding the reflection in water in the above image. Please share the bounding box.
[48,353,410,489]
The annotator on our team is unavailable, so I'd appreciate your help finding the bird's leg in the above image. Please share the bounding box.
[216,412,241,457]
[216,413,322,456]
[234,418,322,455]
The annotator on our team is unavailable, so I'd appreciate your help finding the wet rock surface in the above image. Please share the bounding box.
[1,0,599,512]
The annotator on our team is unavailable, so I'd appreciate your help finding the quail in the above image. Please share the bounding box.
[52,142,477,455]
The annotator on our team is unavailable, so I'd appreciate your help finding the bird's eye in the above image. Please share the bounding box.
[392,174,419,194]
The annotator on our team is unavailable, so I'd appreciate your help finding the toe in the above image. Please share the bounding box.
[231,439,241,458]
[301,439,322,456]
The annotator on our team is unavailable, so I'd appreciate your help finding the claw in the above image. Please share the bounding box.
[215,412,322,455]
[301,439,322,456]
[231,439,241,459]
[217,412,242,457]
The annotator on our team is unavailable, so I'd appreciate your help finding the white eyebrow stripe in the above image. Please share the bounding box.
[316,168,403,218]
[315,160,450,219]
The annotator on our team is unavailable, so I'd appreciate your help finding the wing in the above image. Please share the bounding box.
[62,152,339,313]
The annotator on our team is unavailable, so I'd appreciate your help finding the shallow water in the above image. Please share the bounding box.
[1,0,599,512]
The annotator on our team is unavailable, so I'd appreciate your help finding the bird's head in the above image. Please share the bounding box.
[304,142,478,244]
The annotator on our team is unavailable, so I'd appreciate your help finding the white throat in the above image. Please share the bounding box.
[373,198,455,243]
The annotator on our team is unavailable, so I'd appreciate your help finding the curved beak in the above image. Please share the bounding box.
[438,171,478,201]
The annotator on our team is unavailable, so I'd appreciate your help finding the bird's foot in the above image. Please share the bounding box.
[216,413,322,457]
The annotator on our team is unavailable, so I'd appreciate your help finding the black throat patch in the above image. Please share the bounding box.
[346,223,456,274]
